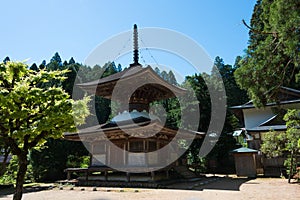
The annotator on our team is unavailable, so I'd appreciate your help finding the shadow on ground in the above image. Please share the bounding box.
[0,176,256,197]
[0,185,51,198]
[166,176,252,191]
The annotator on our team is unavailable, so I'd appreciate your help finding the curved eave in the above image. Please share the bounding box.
[76,66,186,100]
[64,121,204,142]
[230,99,300,110]
[247,125,287,132]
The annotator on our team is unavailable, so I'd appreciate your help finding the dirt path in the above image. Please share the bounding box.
[1,177,299,200]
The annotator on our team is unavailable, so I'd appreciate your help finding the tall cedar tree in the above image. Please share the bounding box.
[235,0,300,107]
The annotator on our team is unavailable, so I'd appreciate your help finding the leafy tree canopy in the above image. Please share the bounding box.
[0,61,90,200]
[261,109,300,182]
[235,0,300,107]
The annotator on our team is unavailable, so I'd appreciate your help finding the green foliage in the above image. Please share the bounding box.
[0,61,89,149]
[184,74,211,132]
[234,0,300,107]
[261,109,300,181]
[25,57,122,182]
[101,62,118,78]
[182,56,247,171]
[283,109,300,153]
[0,140,10,176]
[30,139,89,182]
[261,131,287,158]
[29,63,39,72]
[3,56,10,64]
[0,61,90,199]
[0,156,18,184]
[47,52,63,70]
[0,156,34,185]
[284,156,297,179]
[150,68,181,129]
[67,155,90,168]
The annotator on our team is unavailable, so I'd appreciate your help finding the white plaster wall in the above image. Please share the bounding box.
[243,103,300,129]
[243,107,274,129]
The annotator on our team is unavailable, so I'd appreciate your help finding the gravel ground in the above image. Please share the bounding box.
[1,177,299,200]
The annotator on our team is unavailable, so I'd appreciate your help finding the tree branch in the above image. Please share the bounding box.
[28,130,49,149]
[242,19,277,37]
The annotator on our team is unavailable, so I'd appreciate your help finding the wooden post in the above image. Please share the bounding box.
[90,144,94,167]
[156,138,159,164]
[166,170,169,179]
[288,150,294,183]
[104,170,108,181]
[126,172,130,182]
[85,169,88,184]
[106,143,110,166]
[67,171,71,180]
[151,171,155,181]
[145,140,149,167]
[123,143,126,165]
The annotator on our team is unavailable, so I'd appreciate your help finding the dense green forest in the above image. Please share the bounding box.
[0,52,248,184]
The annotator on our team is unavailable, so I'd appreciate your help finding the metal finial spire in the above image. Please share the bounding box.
[130,24,140,67]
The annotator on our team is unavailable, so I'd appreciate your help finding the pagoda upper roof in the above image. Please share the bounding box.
[77,65,187,101]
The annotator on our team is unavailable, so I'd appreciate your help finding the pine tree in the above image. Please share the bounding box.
[168,70,177,85]
[47,52,63,70]
[69,57,75,64]
[29,63,39,71]
[39,60,46,70]
[3,56,10,64]
[117,63,122,72]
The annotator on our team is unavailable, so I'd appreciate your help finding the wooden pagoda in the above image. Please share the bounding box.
[64,25,204,185]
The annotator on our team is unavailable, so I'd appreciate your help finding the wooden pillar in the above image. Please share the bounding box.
[90,144,94,167]
[126,139,130,165]
[156,138,160,164]
[166,170,169,179]
[67,171,71,180]
[106,142,110,166]
[151,171,155,181]
[85,169,88,184]
[123,143,127,165]
[104,170,108,181]
[126,172,130,182]
[145,140,149,167]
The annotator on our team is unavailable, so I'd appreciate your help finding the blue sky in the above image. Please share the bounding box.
[0,0,256,74]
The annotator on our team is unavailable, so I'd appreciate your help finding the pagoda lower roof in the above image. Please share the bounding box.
[76,66,186,100]
[64,120,204,142]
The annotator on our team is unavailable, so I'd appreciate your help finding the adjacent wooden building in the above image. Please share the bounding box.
[231,87,300,177]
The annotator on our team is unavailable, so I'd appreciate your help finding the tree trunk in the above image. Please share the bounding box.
[13,153,28,200]
[288,151,294,184]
